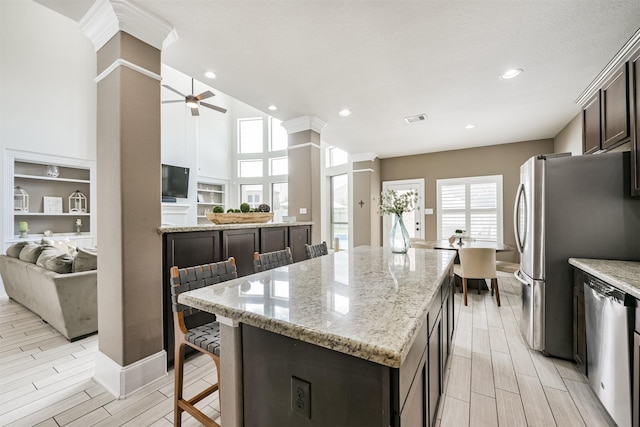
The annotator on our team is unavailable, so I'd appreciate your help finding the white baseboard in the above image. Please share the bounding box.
[94,350,167,399]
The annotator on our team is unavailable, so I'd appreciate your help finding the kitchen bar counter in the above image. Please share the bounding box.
[569,258,640,299]
[180,246,455,367]
[157,221,313,234]
[179,246,456,426]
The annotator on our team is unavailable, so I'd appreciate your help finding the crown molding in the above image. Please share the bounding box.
[80,0,176,52]
[575,28,640,106]
[352,168,375,173]
[350,152,378,162]
[95,58,162,83]
[282,115,327,135]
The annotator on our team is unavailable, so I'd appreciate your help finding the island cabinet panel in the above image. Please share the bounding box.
[163,231,221,366]
[601,62,630,151]
[241,324,391,427]
[428,310,443,426]
[289,225,312,262]
[573,268,587,374]
[222,228,260,277]
[634,330,639,427]
[260,226,288,253]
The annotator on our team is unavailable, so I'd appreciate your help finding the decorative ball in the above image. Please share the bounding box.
[258,204,271,212]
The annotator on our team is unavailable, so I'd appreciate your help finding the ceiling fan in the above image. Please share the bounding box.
[161,78,227,116]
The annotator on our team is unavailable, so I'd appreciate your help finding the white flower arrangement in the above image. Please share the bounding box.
[378,189,419,215]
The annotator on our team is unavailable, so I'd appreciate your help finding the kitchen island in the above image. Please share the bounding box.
[179,246,456,427]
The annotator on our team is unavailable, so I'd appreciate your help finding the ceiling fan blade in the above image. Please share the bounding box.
[191,107,200,117]
[201,102,228,114]
[161,100,184,104]
[196,91,214,101]
[162,84,186,98]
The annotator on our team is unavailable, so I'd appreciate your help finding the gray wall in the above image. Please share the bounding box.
[554,113,582,155]
[380,139,555,262]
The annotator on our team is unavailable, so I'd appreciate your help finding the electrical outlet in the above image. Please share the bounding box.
[291,376,311,419]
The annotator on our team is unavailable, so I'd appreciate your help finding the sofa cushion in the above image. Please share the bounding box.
[36,246,73,274]
[72,247,97,272]
[19,242,45,263]
[6,241,30,258]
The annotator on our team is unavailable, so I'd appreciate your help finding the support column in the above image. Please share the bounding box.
[351,155,382,247]
[282,116,326,244]
[81,0,174,398]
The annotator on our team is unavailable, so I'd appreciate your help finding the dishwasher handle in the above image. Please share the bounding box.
[584,277,633,306]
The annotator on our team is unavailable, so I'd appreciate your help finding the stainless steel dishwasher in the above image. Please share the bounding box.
[584,275,635,427]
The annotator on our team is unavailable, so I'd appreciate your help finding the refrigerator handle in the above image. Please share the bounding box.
[514,269,529,285]
[513,183,527,253]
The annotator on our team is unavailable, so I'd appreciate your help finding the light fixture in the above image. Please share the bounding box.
[338,109,351,117]
[268,105,278,111]
[465,124,475,129]
[204,71,217,79]
[185,96,199,109]
[500,68,523,80]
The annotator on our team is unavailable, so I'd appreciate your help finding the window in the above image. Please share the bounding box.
[326,146,348,167]
[331,174,349,250]
[272,182,288,222]
[239,118,263,153]
[270,118,288,151]
[437,175,503,242]
[269,157,288,176]
[239,160,263,177]
[241,184,263,209]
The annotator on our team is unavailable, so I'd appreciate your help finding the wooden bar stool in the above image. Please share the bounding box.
[170,258,237,427]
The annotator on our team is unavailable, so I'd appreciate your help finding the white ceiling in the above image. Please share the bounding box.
[38,1,640,158]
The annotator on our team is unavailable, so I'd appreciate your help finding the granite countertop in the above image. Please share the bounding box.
[158,221,314,233]
[569,258,640,299]
[179,246,456,368]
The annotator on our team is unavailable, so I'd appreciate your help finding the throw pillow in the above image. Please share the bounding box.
[6,241,30,258]
[18,242,46,264]
[36,247,73,274]
[72,247,98,272]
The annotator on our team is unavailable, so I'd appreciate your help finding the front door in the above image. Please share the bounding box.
[382,179,425,246]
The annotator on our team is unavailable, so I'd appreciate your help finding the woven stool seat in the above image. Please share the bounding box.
[185,322,221,356]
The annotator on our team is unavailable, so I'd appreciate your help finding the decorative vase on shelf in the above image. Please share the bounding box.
[389,213,411,254]
[46,165,59,178]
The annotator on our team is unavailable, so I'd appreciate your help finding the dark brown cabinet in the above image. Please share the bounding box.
[573,269,587,375]
[631,48,640,197]
[260,226,288,253]
[601,63,630,150]
[289,225,312,262]
[222,228,260,277]
[583,93,602,154]
[428,311,442,426]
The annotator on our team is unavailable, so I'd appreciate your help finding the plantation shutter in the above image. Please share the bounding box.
[437,176,503,242]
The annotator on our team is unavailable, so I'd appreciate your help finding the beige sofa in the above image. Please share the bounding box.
[0,254,97,340]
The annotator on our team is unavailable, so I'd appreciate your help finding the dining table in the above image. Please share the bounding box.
[429,239,515,252]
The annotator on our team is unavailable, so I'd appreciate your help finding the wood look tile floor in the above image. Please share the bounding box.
[0,272,615,426]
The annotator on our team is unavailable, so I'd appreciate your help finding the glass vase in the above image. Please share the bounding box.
[389,213,410,253]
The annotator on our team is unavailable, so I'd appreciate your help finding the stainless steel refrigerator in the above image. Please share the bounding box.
[513,151,640,359]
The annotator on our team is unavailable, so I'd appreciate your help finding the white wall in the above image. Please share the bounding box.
[0,0,97,295]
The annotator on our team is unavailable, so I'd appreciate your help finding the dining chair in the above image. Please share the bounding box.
[170,258,238,427]
[253,247,294,273]
[454,247,500,307]
[305,241,328,259]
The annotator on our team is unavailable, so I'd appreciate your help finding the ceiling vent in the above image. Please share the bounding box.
[404,114,428,124]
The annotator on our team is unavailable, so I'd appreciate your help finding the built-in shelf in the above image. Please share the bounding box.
[4,150,96,246]
[197,179,228,225]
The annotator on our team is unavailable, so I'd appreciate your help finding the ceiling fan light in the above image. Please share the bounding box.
[186,98,199,109]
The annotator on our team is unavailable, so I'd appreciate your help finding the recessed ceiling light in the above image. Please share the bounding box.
[268,105,278,111]
[465,124,475,129]
[204,71,217,79]
[500,68,523,80]
[338,109,351,117]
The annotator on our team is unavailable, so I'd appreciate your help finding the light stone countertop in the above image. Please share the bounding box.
[569,258,640,299]
[158,221,313,233]
[179,246,456,368]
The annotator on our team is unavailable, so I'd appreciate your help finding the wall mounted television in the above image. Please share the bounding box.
[161,164,190,199]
